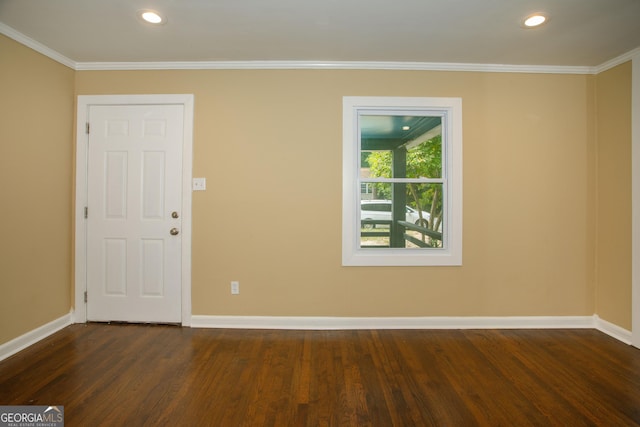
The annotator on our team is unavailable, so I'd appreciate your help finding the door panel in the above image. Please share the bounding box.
[86,104,183,323]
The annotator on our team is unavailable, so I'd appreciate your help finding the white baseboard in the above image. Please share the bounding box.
[594,315,633,344]
[192,314,634,344]
[1,313,630,362]
[0,312,73,362]
[191,315,596,331]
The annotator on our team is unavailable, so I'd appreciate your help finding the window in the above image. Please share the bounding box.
[342,97,462,266]
[360,182,374,199]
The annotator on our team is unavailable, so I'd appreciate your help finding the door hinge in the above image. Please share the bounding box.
[86,122,90,134]
[84,291,88,303]
[84,206,88,219]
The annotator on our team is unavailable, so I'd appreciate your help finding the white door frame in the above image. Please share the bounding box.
[633,53,640,348]
[74,94,194,326]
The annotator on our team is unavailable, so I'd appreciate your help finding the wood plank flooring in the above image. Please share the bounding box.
[1,324,639,426]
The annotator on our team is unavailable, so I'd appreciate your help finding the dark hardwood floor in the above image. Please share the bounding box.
[1,324,639,426]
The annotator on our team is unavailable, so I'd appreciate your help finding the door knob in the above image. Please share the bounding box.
[170,228,179,236]
[171,211,179,218]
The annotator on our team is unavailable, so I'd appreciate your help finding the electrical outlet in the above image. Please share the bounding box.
[231,281,240,295]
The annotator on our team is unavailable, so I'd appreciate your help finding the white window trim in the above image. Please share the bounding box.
[342,96,463,266]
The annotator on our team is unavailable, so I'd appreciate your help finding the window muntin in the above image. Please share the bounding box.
[343,97,462,266]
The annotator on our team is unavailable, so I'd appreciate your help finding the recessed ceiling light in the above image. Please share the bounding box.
[522,13,548,28]
[139,10,165,25]
[402,126,411,131]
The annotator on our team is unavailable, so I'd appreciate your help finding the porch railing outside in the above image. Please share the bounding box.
[360,220,442,248]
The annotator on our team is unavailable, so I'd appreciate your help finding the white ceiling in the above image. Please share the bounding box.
[1,0,640,69]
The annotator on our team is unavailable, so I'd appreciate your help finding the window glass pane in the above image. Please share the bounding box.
[406,182,444,231]
[360,227,390,248]
[359,183,443,249]
[360,183,393,248]
[406,136,442,179]
[360,182,374,199]
[361,150,391,179]
[360,114,442,179]
[405,183,444,248]
[360,184,393,235]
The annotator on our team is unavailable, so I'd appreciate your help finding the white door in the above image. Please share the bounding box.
[86,104,184,323]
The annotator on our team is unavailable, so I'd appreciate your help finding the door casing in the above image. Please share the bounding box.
[74,94,194,326]
[633,52,640,348]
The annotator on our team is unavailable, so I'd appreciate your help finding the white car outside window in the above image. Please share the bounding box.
[360,200,431,228]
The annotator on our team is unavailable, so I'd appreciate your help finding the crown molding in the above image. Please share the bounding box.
[0,22,76,69]
[74,59,593,74]
[594,47,640,74]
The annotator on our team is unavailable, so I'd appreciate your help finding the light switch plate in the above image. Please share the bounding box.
[193,177,206,191]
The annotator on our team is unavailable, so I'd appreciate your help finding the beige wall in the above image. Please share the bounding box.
[1,35,634,346]
[595,62,633,329]
[76,69,595,318]
[0,35,75,344]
